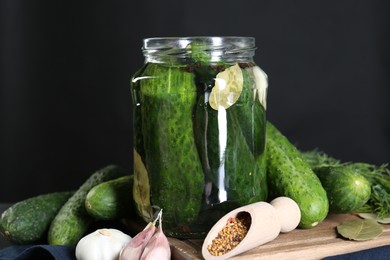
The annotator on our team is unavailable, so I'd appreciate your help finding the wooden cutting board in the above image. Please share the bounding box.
[167,214,390,260]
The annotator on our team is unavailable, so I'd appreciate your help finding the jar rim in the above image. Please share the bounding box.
[142,36,256,62]
[143,36,255,49]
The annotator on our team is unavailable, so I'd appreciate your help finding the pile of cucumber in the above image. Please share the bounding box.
[1,123,389,246]
[0,165,134,246]
[266,122,390,227]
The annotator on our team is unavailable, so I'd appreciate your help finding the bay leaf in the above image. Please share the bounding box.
[133,149,153,222]
[209,63,243,110]
[337,219,383,241]
[358,212,390,224]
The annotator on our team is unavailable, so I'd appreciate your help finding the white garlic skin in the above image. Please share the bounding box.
[75,228,132,260]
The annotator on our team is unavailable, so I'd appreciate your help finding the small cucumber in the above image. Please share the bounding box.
[314,166,371,213]
[302,150,373,213]
[85,175,135,220]
[0,191,73,244]
[266,122,329,228]
[48,165,127,246]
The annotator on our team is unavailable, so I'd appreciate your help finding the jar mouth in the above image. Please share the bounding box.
[142,36,257,63]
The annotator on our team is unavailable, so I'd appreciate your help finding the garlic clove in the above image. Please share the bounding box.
[75,228,131,260]
[140,226,171,260]
[141,244,171,260]
[119,221,156,260]
[140,211,171,260]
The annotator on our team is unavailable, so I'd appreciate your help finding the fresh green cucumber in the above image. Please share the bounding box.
[314,166,371,213]
[48,165,127,245]
[266,122,329,228]
[0,191,73,244]
[85,175,135,220]
[139,63,204,228]
[302,150,390,215]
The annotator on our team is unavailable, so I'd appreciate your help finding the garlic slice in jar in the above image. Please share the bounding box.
[252,65,268,110]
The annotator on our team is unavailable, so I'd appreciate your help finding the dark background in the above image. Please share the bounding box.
[1,0,389,202]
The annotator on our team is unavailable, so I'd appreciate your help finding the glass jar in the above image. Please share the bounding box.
[131,37,268,238]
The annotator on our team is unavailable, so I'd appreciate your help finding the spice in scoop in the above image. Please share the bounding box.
[207,212,251,256]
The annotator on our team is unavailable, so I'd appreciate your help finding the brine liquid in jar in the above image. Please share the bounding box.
[131,37,268,238]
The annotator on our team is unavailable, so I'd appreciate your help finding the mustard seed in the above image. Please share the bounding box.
[207,212,251,256]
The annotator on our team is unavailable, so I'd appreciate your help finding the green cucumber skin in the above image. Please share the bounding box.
[193,96,220,185]
[225,67,267,203]
[131,64,149,160]
[85,175,135,220]
[193,66,268,206]
[266,122,329,229]
[232,68,266,158]
[315,166,371,213]
[139,63,204,227]
[0,191,73,244]
[48,165,127,246]
[225,108,267,204]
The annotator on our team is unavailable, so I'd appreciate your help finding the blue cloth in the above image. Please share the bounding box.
[0,245,76,260]
[324,245,390,260]
[0,244,389,259]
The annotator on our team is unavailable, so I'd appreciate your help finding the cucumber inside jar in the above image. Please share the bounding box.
[193,62,268,208]
[137,63,204,233]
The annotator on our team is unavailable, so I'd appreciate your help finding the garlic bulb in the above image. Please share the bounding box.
[75,228,132,260]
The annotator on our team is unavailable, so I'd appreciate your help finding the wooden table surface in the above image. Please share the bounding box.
[168,213,390,260]
[1,203,389,259]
